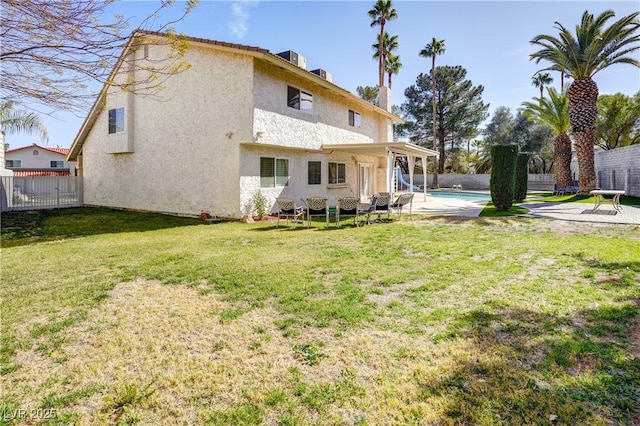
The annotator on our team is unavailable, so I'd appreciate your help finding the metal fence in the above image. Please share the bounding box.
[1,176,82,212]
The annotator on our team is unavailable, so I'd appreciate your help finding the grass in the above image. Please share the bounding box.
[1,207,639,425]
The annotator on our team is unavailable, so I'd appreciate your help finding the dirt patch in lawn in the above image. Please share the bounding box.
[6,279,475,425]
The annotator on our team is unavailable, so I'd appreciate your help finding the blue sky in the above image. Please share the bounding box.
[8,0,640,149]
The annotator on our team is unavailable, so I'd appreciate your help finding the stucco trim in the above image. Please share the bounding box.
[240,142,323,153]
[322,142,439,158]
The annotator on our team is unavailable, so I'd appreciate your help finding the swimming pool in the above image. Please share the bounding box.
[427,190,491,201]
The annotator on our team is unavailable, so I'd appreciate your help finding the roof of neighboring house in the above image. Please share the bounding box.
[6,143,70,156]
[11,169,71,177]
[68,30,404,161]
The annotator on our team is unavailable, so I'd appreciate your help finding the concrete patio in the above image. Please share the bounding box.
[409,193,640,225]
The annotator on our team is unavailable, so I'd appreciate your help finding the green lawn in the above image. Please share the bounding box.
[2,208,639,425]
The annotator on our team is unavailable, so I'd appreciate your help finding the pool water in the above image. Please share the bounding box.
[428,191,491,201]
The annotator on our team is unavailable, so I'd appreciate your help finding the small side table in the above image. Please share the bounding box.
[589,190,625,213]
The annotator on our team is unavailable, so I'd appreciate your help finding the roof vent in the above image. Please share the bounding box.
[311,69,333,83]
[276,50,307,70]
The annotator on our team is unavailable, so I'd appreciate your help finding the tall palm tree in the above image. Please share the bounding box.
[0,101,48,143]
[372,32,399,86]
[385,53,402,89]
[419,37,446,188]
[530,9,640,194]
[531,72,553,98]
[522,87,572,189]
[368,0,397,88]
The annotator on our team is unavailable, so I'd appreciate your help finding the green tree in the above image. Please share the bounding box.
[595,92,640,149]
[368,0,398,88]
[0,101,48,143]
[531,72,553,99]
[490,144,519,211]
[1,1,198,114]
[372,32,400,88]
[514,153,531,203]
[419,37,446,187]
[530,9,640,194]
[522,87,572,188]
[356,85,379,106]
[400,65,488,183]
[484,107,515,146]
[385,54,402,90]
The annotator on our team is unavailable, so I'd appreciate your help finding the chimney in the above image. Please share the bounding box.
[378,86,391,112]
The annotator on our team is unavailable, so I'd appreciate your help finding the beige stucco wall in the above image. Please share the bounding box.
[0,133,13,176]
[80,41,398,218]
[81,43,254,217]
[240,60,392,211]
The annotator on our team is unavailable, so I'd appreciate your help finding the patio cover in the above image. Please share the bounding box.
[321,142,439,201]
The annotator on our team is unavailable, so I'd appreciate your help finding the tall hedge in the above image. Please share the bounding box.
[514,153,530,203]
[490,144,519,211]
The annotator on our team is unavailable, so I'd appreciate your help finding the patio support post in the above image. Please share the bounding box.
[422,156,427,201]
[408,155,415,192]
[386,149,395,201]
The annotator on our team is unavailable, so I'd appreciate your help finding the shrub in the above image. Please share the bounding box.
[514,153,531,203]
[490,144,519,211]
[252,191,268,219]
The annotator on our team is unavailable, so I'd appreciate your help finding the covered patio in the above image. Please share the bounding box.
[321,141,439,202]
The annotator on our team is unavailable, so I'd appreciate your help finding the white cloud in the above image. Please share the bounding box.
[228,1,258,40]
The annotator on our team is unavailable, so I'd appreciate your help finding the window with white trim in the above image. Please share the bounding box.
[328,162,346,185]
[287,86,313,113]
[260,157,289,187]
[50,161,64,168]
[348,110,361,128]
[5,160,21,168]
[308,161,321,185]
[108,107,125,134]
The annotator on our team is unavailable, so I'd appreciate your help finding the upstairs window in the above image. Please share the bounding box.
[5,160,21,168]
[108,107,125,134]
[33,150,39,156]
[260,157,289,187]
[287,86,313,113]
[328,162,346,185]
[50,161,64,168]
[348,110,361,128]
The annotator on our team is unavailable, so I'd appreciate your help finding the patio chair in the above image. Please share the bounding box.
[275,197,305,228]
[357,194,379,225]
[336,197,360,227]
[390,192,414,219]
[374,192,391,222]
[306,196,329,228]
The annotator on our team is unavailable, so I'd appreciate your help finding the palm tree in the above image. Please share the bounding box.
[385,54,402,89]
[372,32,399,86]
[522,87,572,189]
[0,101,48,143]
[368,0,397,88]
[530,9,640,194]
[419,37,446,188]
[531,72,553,98]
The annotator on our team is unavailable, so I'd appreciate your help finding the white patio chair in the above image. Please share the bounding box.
[306,197,329,228]
[336,197,360,227]
[275,197,305,228]
[390,193,414,219]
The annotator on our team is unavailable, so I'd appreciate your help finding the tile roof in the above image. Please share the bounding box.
[6,143,70,156]
[11,169,71,177]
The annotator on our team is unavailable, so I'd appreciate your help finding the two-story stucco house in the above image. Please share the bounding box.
[5,143,75,176]
[67,31,437,218]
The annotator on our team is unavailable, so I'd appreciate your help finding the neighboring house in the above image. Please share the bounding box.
[5,143,75,176]
[67,31,437,218]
